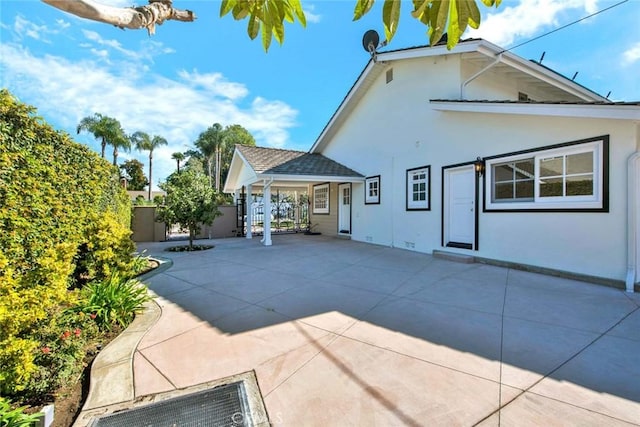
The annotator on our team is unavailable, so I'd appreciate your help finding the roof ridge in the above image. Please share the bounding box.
[237,144,307,155]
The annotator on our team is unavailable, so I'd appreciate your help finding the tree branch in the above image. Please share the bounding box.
[41,0,196,35]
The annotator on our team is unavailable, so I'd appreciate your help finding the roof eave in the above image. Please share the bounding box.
[259,173,365,183]
[310,39,608,154]
[430,100,640,120]
[473,41,609,102]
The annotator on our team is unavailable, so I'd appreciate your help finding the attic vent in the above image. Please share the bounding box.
[518,92,530,101]
[386,68,393,84]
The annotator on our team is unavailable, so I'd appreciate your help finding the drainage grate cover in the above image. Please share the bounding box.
[90,381,252,427]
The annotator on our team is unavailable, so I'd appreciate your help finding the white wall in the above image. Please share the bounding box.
[318,52,637,283]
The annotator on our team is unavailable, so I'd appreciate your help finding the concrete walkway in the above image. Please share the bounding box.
[90,235,640,425]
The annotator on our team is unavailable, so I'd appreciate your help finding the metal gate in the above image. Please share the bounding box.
[236,190,309,236]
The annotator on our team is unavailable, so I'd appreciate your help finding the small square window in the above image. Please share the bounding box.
[365,176,380,205]
[406,166,430,210]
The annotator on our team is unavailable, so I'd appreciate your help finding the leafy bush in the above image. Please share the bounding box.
[24,310,100,397]
[0,89,134,395]
[73,212,136,284]
[0,398,42,427]
[77,274,150,331]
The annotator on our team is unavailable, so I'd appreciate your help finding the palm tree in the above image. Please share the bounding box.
[131,131,168,200]
[77,113,122,159]
[111,128,131,166]
[172,152,185,173]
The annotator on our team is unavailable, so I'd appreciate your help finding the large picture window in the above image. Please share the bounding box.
[406,166,431,210]
[313,183,329,214]
[484,136,608,212]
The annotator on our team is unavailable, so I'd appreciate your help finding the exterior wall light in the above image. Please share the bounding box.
[474,157,485,176]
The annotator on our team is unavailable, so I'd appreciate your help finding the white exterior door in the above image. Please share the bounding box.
[338,183,351,234]
[444,166,476,249]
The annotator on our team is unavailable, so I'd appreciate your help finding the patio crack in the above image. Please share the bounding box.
[134,350,178,397]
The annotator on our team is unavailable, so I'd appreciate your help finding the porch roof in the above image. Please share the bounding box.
[223,145,364,193]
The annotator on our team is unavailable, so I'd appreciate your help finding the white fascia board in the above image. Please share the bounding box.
[430,101,640,120]
[259,173,365,183]
[375,41,481,61]
[223,149,258,193]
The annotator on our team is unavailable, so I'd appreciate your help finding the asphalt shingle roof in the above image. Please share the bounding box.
[236,145,363,178]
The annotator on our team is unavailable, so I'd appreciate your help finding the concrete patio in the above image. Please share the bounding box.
[100,234,640,425]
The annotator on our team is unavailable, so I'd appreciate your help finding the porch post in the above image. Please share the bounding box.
[261,179,273,246]
[293,191,300,230]
[246,184,253,239]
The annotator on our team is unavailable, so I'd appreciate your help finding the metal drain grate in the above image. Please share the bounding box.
[90,381,252,427]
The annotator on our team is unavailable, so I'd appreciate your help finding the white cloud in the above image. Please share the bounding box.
[0,43,298,190]
[12,15,59,42]
[82,29,136,58]
[304,5,322,24]
[177,70,249,100]
[469,0,601,47]
[56,19,71,29]
[623,42,640,65]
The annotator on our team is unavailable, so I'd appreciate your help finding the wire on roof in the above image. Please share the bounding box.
[499,0,629,54]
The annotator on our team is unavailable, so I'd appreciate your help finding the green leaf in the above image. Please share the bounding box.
[290,0,307,27]
[457,0,469,35]
[467,0,481,29]
[447,0,461,49]
[353,0,376,21]
[261,17,273,51]
[247,14,259,40]
[428,0,448,45]
[411,0,430,19]
[220,0,236,17]
[232,2,249,20]
[382,0,402,42]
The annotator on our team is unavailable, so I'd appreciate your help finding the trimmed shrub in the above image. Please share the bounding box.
[0,89,134,395]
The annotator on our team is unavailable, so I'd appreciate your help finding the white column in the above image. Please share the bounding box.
[245,184,253,239]
[262,180,272,246]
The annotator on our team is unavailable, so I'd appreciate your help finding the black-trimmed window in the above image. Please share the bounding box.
[406,166,431,210]
[365,176,380,205]
[313,183,329,214]
[484,136,608,212]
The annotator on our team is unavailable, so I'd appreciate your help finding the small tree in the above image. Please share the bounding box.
[157,170,221,250]
[120,159,148,191]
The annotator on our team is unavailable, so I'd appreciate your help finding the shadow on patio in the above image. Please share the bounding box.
[134,234,640,425]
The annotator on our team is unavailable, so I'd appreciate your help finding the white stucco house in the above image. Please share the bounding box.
[224,38,640,292]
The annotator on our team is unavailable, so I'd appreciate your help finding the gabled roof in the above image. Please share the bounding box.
[236,145,363,177]
[310,38,612,154]
[223,145,364,192]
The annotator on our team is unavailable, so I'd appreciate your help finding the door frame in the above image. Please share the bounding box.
[441,162,480,250]
[337,182,352,235]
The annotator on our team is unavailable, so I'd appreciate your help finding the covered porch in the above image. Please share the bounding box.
[224,145,364,246]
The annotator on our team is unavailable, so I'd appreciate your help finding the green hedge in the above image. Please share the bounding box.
[0,89,133,395]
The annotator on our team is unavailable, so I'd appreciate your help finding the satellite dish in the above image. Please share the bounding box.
[362,30,380,55]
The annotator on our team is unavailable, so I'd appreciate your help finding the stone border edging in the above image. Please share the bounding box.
[72,258,171,427]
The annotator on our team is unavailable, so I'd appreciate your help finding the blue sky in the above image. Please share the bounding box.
[2,0,639,189]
